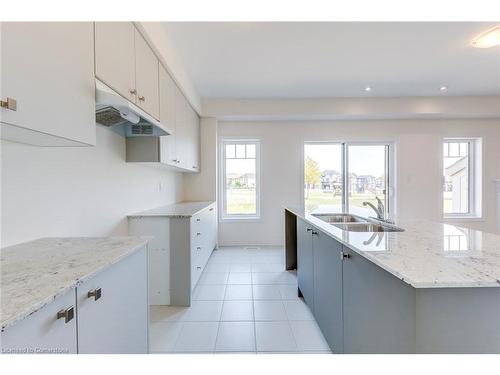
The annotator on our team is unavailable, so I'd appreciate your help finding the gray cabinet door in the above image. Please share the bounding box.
[77,247,149,353]
[312,232,343,353]
[297,218,314,311]
[1,289,77,354]
[342,246,416,353]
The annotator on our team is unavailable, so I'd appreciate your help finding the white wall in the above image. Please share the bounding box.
[1,126,184,247]
[217,119,500,246]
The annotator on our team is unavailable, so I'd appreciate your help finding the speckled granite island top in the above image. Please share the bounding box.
[1,237,151,331]
[286,207,500,289]
[128,201,215,218]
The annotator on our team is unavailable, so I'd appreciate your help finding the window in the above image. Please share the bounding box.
[304,142,393,218]
[443,138,481,218]
[221,139,260,220]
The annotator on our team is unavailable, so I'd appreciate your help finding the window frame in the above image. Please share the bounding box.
[219,138,261,221]
[302,141,396,219]
[442,137,482,220]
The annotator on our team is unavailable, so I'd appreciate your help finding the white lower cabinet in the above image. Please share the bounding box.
[77,247,148,354]
[128,203,217,307]
[0,247,148,354]
[171,204,217,305]
[1,290,77,354]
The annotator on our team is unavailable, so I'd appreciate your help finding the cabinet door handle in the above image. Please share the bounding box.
[311,231,318,235]
[57,306,75,323]
[196,266,202,270]
[209,208,214,211]
[306,228,312,232]
[340,251,351,260]
[138,95,145,101]
[87,288,102,301]
[196,218,201,222]
[129,89,137,95]
[1,97,17,111]
[196,232,201,236]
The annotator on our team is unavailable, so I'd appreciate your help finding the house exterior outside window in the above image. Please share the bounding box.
[220,139,260,220]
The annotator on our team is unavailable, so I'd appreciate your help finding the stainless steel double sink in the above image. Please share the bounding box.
[311,213,404,232]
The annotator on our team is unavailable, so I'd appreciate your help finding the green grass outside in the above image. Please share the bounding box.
[227,188,454,215]
[305,189,383,213]
[227,188,257,214]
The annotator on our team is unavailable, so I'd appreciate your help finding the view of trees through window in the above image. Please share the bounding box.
[304,143,389,217]
[224,142,258,216]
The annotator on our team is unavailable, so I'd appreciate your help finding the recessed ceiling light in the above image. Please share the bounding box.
[471,26,500,48]
[365,86,371,92]
[440,85,448,91]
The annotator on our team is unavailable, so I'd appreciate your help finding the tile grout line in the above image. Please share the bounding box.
[251,270,258,353]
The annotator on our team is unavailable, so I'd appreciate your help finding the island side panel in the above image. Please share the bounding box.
[285,209,298,270]
[342,246,417,353]
[416,287,500,354]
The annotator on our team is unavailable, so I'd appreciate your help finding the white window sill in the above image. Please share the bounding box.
[220,216,262,223]
[442,216,484,222]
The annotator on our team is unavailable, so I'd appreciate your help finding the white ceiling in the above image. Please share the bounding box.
[161,22,500,98]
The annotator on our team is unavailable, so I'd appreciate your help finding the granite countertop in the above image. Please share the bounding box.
[1,236,151,331]
[128,201,215,218]
[286,207,500,289]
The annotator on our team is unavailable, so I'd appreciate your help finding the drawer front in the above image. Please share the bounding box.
[1,289,77,354]
[191,263,203,289]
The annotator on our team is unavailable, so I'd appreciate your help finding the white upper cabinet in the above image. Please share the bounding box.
[94,22,136,103]
[95,22,160,120]
[0,22,96,146]
[175,86,190,170]
[187,106,200,171]
[134,29,160,119]
[159,65,177,166]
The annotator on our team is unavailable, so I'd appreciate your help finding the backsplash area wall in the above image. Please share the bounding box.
[1,126,184,247]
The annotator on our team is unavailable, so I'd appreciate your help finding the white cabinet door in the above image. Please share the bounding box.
[0,289,77,354]
[77,247,149,354]
[135,29,160,119]
[175,86,189,169]
[159,65,177,166]
[1,22,95,146]
[94,22,136,103]
[190,108,201,171]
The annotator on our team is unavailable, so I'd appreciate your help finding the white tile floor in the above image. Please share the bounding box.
[149,246,331,354]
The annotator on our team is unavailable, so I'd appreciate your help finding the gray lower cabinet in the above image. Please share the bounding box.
[0,247,148,354]
[297,218,314,310]
[342,247,416,353]
[312,228,344,353]
[77,247,149,354]
[1,289,78,354]
[297,217,416,354]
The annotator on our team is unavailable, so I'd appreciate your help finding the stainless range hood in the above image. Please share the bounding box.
[95,80,171,137]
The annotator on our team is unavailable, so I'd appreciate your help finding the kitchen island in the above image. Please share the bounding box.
[285,207,500,354]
